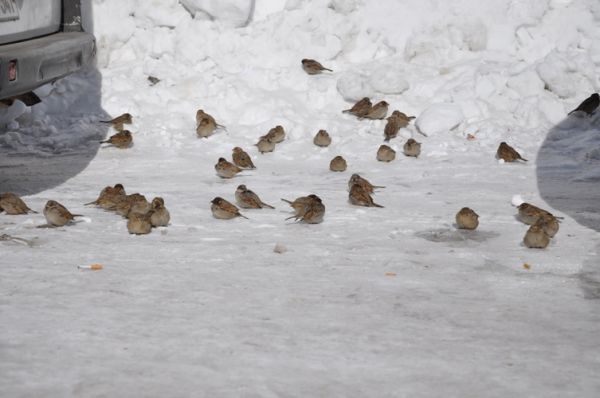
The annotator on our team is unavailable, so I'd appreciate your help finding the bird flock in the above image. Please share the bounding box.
[1,58,598,249]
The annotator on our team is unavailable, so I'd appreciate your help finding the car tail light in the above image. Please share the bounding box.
[8,60,17,81]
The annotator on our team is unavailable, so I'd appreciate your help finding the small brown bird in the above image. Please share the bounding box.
[377,144,396,162]
[43,200,82,227]
[114,193,150,218]
[361,100,389,120]
[523,221,550,249]
[455,207,479,230]
[100,113,132,131]
[389,110,416,124]
[85,183,126,207]
[263,125,286,143]
[384,111,415,141]
[0,192,37,215]
[349,184,384,208]
[255,136,276,153]
[281,196,314,216]
[313,129,332,147]
[215,157,243,179]
[568,93,599,115]
[211,197,248,219]
[497,142,527,162]
[100,130,133,149]
[342,97,372,117]
[127,212,152,235]
[517,203,559,238]
[403,138,421,157]
[235,185,275,209]
[330,155,347,172]
[149,197,170,227]
[285,194,325,224]
[301,58,332,75]
[196,109,225,138]
[232,147,256,169]
[347,174,385,194]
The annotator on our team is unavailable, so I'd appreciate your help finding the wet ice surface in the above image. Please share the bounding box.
[1,0,600,396]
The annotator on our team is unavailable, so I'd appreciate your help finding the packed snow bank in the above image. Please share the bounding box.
[416,104,464,136]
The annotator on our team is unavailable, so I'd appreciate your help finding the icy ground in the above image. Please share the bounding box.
[1,0,600,396]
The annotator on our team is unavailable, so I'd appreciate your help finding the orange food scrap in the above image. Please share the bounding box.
[523,263,531,270]
[385,272,397,277]
[78,263,104,271]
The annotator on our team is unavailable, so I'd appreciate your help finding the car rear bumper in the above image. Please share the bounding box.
[0,31,95,100]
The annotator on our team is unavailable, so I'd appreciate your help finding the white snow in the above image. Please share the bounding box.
[1,0,600,396]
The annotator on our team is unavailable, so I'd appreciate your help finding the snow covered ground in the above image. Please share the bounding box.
[1,0,600,396]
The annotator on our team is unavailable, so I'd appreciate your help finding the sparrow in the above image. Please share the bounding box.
[215,157,243,178]
[127,212,152,235]
[384,111,415,141]
[196,109,225,138]
[313,129,332,147]
[149,197,170,227]
[568,93,599,115]
[496,142,527,162]
[455,207,479,230]
[85,183,126,207]
[360,101,389,120]
[523,221,550,249]
[349,184,384,208]
[255,136,276,153]
[0,192,37,215]
[43,200,82,227]
[342,97,372,117]
[100,113,132,131]
[377,144,396,162]
[517,203,559,238]
[285,194,325,224]
[389,110,416,124]
[235,185,275,209]
[100,130,133,149]
[347,174,385,194]
[232,147,256,169]
[330,155,347,172]
[211,197,248,219]
[301,58,332,75]
[281,195,314,216]
[263,125,286,143]
[115,193,150,218]
[403,138,421,157]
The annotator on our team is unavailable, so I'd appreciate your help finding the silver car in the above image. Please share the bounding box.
[0,0,95,105]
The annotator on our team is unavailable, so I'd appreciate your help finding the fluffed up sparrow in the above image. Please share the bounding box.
[349,184,384,208]
[330,155,347,172]
[0,192,37,215]
[263,125,286,143]
[347,174,385,194]
[232,147,256,169]
[100,113,132,131]
[523,221,550,249]
[403,138,421,157]
[455,207,479,230]
[127,212,152,235]
[313,129,332,147]
[211,197,248,219]
[255,136,276,153]
[196,109,225,138]
[361,101,389,120]
[85,183,126,208]
[235,185,275,209]
[377,144,396,162]
[342,97,372,118]
[101,130,133,149]
[568,93,599,115]
[517,203,559,238]
[384,111,415,141]
[215,157,243,179]
[302,58,332,75]
[115,193,150,218]
[149,197,170,227]
[496,142,527,162]
[284,194,325,224]
[43,200,82,227]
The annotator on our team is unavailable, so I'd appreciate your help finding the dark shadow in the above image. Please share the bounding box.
[537,111,600,298]
[0,66,109,195]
